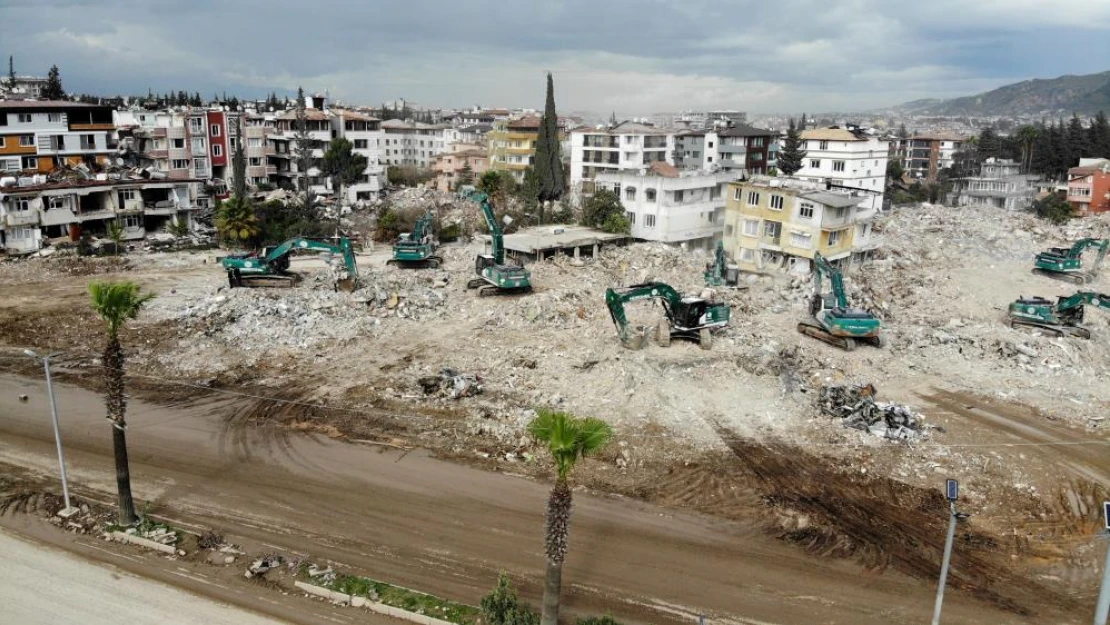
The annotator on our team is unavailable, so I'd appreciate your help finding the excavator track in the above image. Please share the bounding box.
[1008,318,1091,339]
[797,321,857,351]
[387,256,443,269]
[477,284,532,297]
[1031,268,1091,284]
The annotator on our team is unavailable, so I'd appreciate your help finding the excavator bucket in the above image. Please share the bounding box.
[336,277,357,293]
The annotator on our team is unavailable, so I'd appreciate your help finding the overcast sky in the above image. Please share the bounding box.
[3,0,1109,115]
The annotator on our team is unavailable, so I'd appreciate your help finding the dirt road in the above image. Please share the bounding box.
[0,373,1075,625]
[1,525,297,625]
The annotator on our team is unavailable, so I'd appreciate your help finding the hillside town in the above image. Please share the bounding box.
[3,31,1110,625]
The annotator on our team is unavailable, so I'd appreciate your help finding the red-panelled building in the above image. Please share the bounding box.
[1067,158,1110,215]
[207,111,228,167]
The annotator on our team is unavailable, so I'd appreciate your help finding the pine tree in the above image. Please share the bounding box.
[608,111,617,127]
[533,72,566,222]
[1067,114,1089,162]
[1090,111,1110,159]
[6,56,14,90]
[799,113,807,131]
[41,64,66,100]
[293,86,317,210]
[777,117,807,176]
[897,123,909,139]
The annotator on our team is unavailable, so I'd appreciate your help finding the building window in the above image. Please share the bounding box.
[828,229,843,246]
[809,159,820,169]
[644,214,656,227]
[19,135,34,146]
[625,187,636,201]
[769,195,784,210]
[799,202,814,219]
[646,188,656,202]
[740,248,755,262]
[833,160,845,172]
[191,137,206,152]
[674,190,684,203]
[247,138,262,148]
[172,138,185,149]
[790,232,812,249]
[9,226,34,240]
[733,187,742,201]
[17,113,32,123]
[834,207,847,219]
[354,139,368,149]
[819,140,828,150]
[249,157,262,167]
[47,113,62,122]
[121,214,142,229]
[119,189,137,201]
[626,211,635,225]
[210,124,221,137]
[15,198,32,211]
[747,191,760,206]
[48,196,70,210]
[750,137,764,147]
[0,137,4,148]
[189,118,204,133]
[22,157,37,169]
[742,219,759,236]
[171,159,189,169]
[708,141,714,148]
[212,144,223,157]
[80,134,96,150]
[725,224,733,236]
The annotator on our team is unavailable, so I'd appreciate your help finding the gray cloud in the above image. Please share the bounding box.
[2,0,1108,114]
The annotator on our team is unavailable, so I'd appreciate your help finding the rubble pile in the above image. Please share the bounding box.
[818,384,926,441]
[418,368,483,399]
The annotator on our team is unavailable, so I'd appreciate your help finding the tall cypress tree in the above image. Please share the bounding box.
[533,72,565,223]
[777,117,807,176]
[1067,114,1089,162]
[232,114,248,200]
[1089,111,1110,159]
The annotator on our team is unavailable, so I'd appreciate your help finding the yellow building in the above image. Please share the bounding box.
[723,177,876,272]
[487,115,566,183]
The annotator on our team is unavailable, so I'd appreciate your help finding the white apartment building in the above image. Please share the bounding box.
[569,121,675,191]
[794,127,889,211]
[380,120,454,168]
[594,163,735,250]
[334,109,386,201]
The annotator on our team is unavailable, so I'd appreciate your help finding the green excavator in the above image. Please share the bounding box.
[462,190,532,296]
[1007,291,1110,338]
[704,240,740,287]
[221,236,358,290]
[605,281,730,350]
[387,210,444,269]
[797,252,883,350]
[1032,238,1109,284]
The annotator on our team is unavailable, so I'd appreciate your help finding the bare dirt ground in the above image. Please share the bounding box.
[1,202,1109,622]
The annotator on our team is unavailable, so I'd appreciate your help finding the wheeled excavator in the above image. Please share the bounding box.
[797,252,883,350]
[1032,238,1109,284]
[221,237,358,290]
[605,281,730,350]
[462,190,532,296]
[704,240,741,287]
[387,210,444,269]
[1006,291,1110,338]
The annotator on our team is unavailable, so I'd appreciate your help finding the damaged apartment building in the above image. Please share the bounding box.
[0,176,204,254]
[949,157,1037,211]
[723,176,878,273]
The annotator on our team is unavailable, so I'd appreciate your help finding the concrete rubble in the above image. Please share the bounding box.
[818,384,926,441]
[246,554,284,578]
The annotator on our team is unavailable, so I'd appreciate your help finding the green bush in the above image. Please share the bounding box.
[577,616,622,625]
[439,222,463,243]
[600,212,631,235]
[480,573,540,625]
[1032,191,1076,224]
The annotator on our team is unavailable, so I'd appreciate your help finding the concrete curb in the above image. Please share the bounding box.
[293,581,457,625]
[110,531,178,555]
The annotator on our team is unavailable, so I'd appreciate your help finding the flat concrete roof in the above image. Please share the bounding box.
[500,225,628,255]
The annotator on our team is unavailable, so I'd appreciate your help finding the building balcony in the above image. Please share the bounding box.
[143,204,180,216]
[5,211,40,226]
[144,149,169,159]
[760,234,781,248]
[76,209,116,222]
[266,165,278,175]
[264,145,276,156]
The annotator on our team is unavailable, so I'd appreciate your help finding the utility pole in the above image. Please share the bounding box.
[24,349,78,517]
[1094,502,1110,625]
[932,479,969,625]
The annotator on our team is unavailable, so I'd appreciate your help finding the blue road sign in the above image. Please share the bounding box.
[946,479,958,502]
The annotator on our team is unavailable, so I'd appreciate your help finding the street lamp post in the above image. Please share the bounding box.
[24,349,78,517]
[933,479,970,625]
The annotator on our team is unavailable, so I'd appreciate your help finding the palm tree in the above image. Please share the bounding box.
[106,221,124,256]
[1015,125,1039,174]
[527,409,613,625]
[215,195,259,247]
[89,281,154,525]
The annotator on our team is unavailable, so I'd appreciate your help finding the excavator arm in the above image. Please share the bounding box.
[264,237,358,280]
[812,252,849,309]
[1057,291,1110,312]
[605,282,683,341]
[463,190,504,265]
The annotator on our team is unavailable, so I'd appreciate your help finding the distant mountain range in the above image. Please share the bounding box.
[891,70,1110,117]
